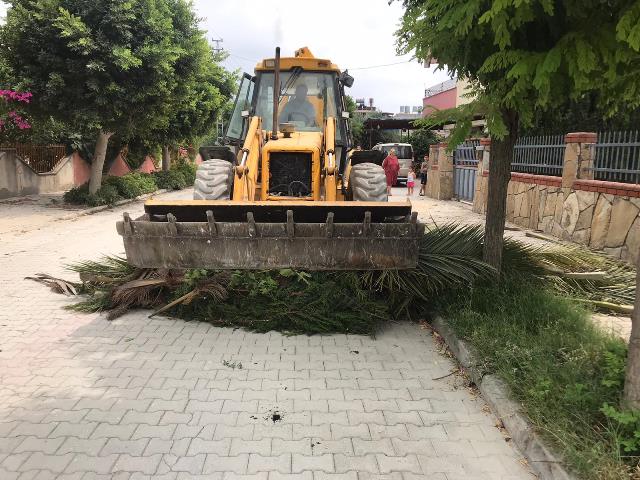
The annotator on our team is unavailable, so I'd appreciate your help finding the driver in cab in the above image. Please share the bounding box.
[280,84,316,127]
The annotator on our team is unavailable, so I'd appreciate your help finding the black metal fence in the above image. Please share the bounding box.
[0,144,67,173]
[454,139,480,202]
[512,135,565,177]
[592,131,640,184]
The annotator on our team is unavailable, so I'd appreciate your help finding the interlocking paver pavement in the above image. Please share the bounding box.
[0,190,533,478]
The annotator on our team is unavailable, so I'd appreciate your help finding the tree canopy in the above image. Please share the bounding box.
[1,0,235,191]
[3,0,179,137]
[144,1,237,157]
[396,0,640,412]
[397,0,640,136]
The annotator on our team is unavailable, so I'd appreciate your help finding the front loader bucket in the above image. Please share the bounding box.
[116,200,424,270]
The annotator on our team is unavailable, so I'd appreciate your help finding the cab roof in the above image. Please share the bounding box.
[255,47,341,73]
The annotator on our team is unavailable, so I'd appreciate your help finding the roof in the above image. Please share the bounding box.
[363,117,420,130]
[424,78,457,99]
[255,47,340,73]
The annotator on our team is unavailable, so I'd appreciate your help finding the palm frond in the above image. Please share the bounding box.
[150,271,231,318]
[26,273,79,296]
[362,223,496,300]
[67,255,138,285]
[502,239,636,307]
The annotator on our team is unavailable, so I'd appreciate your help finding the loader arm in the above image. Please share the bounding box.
[232,116,263,201]
[323,116,337,201]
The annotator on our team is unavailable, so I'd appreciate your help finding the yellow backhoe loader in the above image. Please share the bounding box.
[117,47,424,270]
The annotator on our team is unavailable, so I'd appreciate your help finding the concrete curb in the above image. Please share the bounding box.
[56,189,171,222]
[431,316,575,480]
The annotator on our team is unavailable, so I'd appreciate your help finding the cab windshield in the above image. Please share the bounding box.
[255,71,341,140]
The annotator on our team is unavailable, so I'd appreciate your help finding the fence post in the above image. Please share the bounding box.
[562,132,597,187]
[425,143,439,198]
[437,142,454,200]
[472,138,491,213]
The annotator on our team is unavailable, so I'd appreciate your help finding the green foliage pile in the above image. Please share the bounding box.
[53,223,636,328]
[63,162,197,206]
[171,270,388,335]
[439,277,634,479]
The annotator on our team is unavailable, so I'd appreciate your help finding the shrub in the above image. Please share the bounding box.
[87,184,121,207]
[153,170,187,190]
[174,159,197,185]
[104,172,157,199]
[63,184,90,205]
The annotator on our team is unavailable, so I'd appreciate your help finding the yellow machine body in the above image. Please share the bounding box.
[117,47,424,270]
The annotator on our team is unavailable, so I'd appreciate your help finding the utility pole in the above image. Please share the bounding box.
[212,38,224,55]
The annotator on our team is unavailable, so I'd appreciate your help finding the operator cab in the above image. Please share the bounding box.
[223,48,352,165]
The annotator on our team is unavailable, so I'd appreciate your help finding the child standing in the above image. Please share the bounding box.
[406,167,416,196]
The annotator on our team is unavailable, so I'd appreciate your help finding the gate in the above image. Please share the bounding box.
[454,139,480,202]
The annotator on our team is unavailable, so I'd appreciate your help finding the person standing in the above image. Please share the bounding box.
[419,154,429,196]
[406,166,416,196]
[382,148,400,196]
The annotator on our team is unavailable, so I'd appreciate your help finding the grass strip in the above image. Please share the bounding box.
[437,277,634,479]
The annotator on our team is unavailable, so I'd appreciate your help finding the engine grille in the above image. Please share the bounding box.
[268,152,313,197]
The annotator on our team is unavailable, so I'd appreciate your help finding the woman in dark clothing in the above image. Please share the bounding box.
[382,149,400,196]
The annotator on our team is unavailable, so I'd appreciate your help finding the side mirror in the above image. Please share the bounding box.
[339,70,354,88]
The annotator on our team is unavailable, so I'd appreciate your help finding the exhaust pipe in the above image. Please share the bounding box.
[271,47,280,141]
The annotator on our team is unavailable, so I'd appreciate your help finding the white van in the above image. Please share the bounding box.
[372,143,414,184]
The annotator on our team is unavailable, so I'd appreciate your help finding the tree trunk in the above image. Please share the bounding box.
[88,131,113,195]
[623,265,640,408]
[162,145,171,171]
[482,109,518,274]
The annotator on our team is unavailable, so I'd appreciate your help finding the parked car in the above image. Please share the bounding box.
[372,143,414,184]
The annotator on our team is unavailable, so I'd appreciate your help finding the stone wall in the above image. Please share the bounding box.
[471,133,640,264]
[424,143,454,200]
[503,178,640,263]
[0,150,87,199]
[472,138,491,213]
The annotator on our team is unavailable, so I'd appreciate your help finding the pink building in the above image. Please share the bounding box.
[422,78,471,117]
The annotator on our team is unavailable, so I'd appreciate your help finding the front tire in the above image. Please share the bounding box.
[193,158,234,200]
[349,162,388,202]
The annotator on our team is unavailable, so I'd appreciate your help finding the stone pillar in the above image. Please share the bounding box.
[425,143,440,198]
[472,138,491,213]
[562,132,597,188]
[437,142,454,200]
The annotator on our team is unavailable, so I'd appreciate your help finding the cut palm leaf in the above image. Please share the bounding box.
[26,274,78,296]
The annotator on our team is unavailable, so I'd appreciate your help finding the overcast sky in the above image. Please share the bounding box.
[0,0,452,113]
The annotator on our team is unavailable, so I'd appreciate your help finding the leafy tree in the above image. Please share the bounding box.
[345,96,405,149]
[396,0,640,408]
[156,59,236,170]
[1,0,209,193]
[408,128,439,159]
[523,94,640,135]
[144,1,236,170]
[397,0,640,268]
[344,95,363,147]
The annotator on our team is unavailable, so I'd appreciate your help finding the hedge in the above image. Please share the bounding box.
[64,161,197,207]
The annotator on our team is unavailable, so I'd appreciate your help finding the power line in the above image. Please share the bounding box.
[348,60,413,71]
[228,53,259,64]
